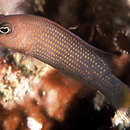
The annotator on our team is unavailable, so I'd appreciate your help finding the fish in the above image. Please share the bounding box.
[0,14,129,110]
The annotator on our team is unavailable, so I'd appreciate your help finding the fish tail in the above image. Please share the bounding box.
[98,73,130,109]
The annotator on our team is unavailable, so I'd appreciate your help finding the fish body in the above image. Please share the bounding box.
[0,15,129,109]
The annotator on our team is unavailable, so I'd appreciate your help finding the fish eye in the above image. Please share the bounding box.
[0,23,12,34]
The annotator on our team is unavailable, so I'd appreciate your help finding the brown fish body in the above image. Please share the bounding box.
[0,15,129,109]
